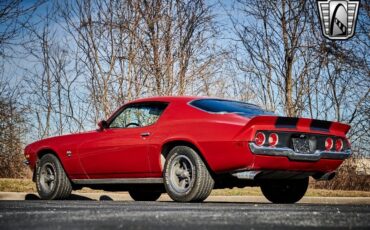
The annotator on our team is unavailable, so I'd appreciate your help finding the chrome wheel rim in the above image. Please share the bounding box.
[39,163,56,193]
[169,155,195,193]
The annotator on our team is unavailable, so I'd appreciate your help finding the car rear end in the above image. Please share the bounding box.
[233,116,351,181]
[226,115,352,203]
[187,98,351,203]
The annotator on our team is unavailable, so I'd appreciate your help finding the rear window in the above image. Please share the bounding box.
[189,99,275,117]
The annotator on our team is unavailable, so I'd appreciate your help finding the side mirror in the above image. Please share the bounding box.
[98,120,108,130]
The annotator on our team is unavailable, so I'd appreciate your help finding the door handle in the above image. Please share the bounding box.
[140,132,151,137]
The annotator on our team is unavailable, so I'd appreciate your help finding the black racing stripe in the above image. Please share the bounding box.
[275,117,299,129]
[310,119,331,132]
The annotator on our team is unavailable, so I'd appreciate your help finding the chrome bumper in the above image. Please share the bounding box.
[249,142,351,161]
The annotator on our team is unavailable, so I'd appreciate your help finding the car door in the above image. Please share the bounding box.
[77,102,168,179]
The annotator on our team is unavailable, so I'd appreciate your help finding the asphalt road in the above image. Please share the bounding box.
[1,197,369,230]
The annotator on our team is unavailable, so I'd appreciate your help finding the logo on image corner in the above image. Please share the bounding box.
[317,0,359,40]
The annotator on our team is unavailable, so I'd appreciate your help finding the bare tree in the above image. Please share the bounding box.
[0,74,28,178]
[0,0,44,57]
[0,0,45,177]
[20,5,86,138]
[57,0,221,123]
[228,0,319,116]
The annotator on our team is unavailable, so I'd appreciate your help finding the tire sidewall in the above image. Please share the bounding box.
[163,146,200,201]
[36,155,61,200]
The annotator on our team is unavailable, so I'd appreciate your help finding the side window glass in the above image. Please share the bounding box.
[109,107,138,128]
[109,103,167,128]
[140,105,163,126]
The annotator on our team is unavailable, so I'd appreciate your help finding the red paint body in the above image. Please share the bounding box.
[24,96,351,180]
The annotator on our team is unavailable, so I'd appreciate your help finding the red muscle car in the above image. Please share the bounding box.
[24,96,351,203]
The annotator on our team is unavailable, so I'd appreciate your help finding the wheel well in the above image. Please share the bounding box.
[37,148,59,160]
[34,149,69,182]
[160,140,214,176]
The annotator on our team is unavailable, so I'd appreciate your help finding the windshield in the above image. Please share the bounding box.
[189,99,275,117]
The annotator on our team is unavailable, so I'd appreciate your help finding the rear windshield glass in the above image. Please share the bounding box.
[190,99,275,117]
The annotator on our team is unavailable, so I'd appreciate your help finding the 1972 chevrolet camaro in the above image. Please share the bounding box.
[24,96,351,203]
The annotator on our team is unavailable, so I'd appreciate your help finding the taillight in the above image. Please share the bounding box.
[255,132,266,146]
[335,139,343,151]
[268,133,279,146]
[325,137,333,151]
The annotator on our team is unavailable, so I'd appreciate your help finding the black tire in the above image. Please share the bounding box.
[35,154,72,200]
[260,177,309,204]
[163,146,214,202]
[128,190,162,201]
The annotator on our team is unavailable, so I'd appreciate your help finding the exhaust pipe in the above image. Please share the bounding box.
[232,171,261,180]
[314,171,336,181]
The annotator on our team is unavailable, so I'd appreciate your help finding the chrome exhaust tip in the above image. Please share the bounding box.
[232,171,261,180]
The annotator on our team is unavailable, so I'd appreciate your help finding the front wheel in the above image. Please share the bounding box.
[35,154,72,200]
[163,146,214,202]
[260,177,309,204]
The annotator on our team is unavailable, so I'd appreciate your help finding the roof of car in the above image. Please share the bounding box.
[128,96,207,104]
[128,96,262,108]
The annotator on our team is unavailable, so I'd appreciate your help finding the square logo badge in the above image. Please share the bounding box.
[317,0,360,40]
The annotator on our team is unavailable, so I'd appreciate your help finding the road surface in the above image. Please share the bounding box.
[1,195,369,229]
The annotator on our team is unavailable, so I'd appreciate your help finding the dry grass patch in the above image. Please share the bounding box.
[0,178,36,193]
[211,187,370,197]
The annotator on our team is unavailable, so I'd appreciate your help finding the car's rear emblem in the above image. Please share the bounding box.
[317,0,359,40]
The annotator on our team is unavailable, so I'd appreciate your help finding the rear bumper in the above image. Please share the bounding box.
[249,142,351,162]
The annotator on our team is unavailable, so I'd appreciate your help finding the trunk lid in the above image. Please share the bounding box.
[245,116,350,137]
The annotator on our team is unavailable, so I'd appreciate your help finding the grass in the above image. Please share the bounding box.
[211,187,370,197]
[1,178,370,197]
[0,178,36,193]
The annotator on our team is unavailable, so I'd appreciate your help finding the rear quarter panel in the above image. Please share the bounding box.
[151,101,253,174]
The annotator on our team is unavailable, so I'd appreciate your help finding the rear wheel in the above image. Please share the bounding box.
[163,146,214,202]
[260,177,309,204]
[128,190,162,201]
[35,154,72,200]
